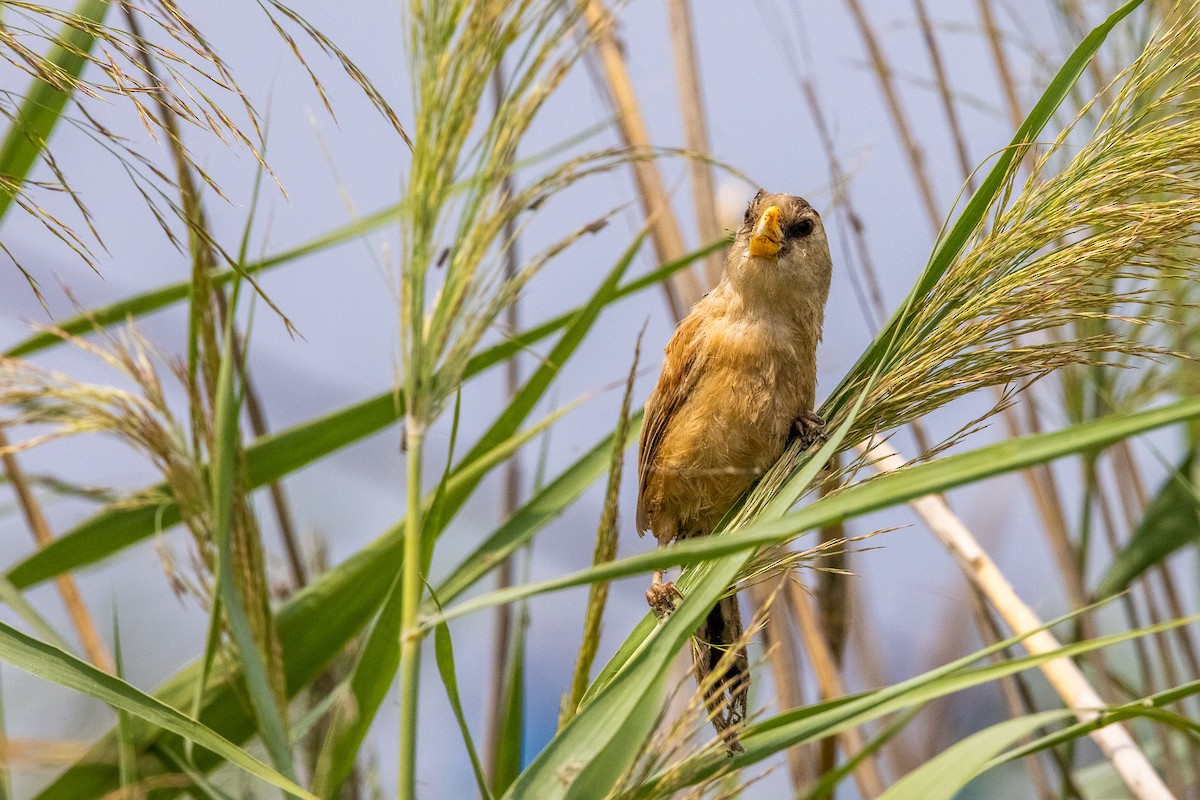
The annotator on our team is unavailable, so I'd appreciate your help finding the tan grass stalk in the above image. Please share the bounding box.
[975,0,1025,130]
[911,0,975,190]
[238,367,307,588]
[789,581,885,799]
[812,459,849,781]
[974,0,1042,182]
[582,0,705,319]
[748,579,816,789]
[843,0,941,232]
[858,437,1175,800]
[483,58,523,786]
[0,426,113,673]
[665,0,724,290]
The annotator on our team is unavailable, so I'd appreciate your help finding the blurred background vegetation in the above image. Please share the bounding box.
[0,0,1199,798]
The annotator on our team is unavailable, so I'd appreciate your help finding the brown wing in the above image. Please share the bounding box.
[636,310,707,534]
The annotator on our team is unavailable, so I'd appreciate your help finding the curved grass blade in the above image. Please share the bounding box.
[1095,450,1198,598]
[492,598,528,797]
[433,411,641,605]
[878,712,1070,800]
[0,619,314,799]
[801,707,919,800]
[31,527,402,798]
[0,0,109,224]
[310,568,404,798]
[186,591,223,764]
[0,671,8,800]
[112,611,135,793]
[6,241,715,589]
[998,677,1200,764]
[210,298,294,779]
[3,203,401,357]
[155,745,238,800]
[0,573,72,652]
[433,612,494,800]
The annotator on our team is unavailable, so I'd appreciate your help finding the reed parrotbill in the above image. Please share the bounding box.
[637,190,832,749]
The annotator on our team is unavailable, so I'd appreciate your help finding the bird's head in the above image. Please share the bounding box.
[725,190,832,311]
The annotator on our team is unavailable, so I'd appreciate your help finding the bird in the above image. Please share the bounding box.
[636,190,832,750]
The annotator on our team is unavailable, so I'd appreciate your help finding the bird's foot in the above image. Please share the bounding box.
[646,580,682,621]
[793,411,828,449]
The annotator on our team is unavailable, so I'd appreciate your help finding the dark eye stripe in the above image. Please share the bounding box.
[787,218,814,238]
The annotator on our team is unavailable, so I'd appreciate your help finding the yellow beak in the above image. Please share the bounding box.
[749,205,783,258]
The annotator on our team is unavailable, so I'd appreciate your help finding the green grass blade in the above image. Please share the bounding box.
[432,232,645,532]
[5,241,715,589]
[112,610,136,794]
[1095,450,1198,598]
[2,202,401,358]
[155,746,238,800]
[0,0,109,224]
[561,337,640,726]
[492,599,528,797]
[433,614,494,800]
[31,533,397,799]
[433,413,640,604]
[187,590,223,765]
[878,712,1070,800]
[0,670,9,800]
[432,400,580,520]
[290,684,350,744]
[801,707,919,800]
[311,569,404,798]
[998,678,1200,764]
[0,619,314,798]
[210,316,294,779]
[438,398,1200,621]
[0,574,72,652]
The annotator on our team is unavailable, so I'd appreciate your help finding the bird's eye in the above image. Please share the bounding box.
[743,206,754,225]
[788,218,815,238]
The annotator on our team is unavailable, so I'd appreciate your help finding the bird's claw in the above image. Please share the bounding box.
[793,411,828,449]
[646,580,682,620]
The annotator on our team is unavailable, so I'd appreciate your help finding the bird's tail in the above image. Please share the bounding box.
[692,592,749,754]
